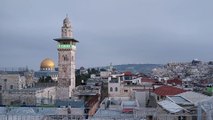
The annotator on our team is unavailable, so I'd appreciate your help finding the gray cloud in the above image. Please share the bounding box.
[0,0,213,70]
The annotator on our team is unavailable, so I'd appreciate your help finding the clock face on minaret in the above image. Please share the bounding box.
[54,16,79,99]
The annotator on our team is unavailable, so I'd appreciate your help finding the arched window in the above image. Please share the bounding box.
[110,87,113,92]
[115,87,118,92]
[63,55,69,61]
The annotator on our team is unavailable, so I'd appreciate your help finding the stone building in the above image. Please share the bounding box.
[0,73,56,105]
[24,71,35,88]
[108,73,144,97]
[108,74,122,97]
[2,86,56,105]
[54,16,79,99]
[0,74,26,91]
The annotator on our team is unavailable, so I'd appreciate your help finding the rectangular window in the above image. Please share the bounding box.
[124,90,128,92]
[10,85,13,89]
[178,116,186,120]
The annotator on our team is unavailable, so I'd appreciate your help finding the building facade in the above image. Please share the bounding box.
[0,74,56,105]
[0,74,26,91]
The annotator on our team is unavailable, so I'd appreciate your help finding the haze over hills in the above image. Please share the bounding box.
[104,64,163,74]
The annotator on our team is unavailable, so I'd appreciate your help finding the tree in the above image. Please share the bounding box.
[39,76,45,83]
[45,76,52,83]
[38,76,53,83]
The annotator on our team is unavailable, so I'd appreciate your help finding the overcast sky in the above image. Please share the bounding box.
[0,0,213,70]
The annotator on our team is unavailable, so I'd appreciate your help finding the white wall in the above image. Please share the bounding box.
[100,71,111,78]
[0,74,26,91]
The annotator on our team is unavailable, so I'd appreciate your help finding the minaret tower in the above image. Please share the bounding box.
[54,16,79,99]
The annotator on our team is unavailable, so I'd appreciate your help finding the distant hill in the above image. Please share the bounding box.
[112,64,163,74]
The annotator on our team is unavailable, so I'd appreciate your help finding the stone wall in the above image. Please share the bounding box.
[1,86,56,105]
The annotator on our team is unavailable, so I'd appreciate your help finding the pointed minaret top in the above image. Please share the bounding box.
[54,15,79,43]
[63,15,70,24]
[62,15,72,38]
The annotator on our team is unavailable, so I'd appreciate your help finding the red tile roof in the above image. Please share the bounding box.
[153,85,186,96]
[141,78,156,83]
[124,71,133,76]
[86,94,99,107]
[122,108,133,113]
[167,78,182,85]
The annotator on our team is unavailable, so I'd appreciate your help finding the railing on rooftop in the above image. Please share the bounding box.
[0,112,206,120]
[73,90,99,96]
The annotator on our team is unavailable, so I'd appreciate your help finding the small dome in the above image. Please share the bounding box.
[63,16,70,24]
[40,58,55,70]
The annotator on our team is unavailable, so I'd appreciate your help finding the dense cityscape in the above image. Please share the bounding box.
[1,1,213,120]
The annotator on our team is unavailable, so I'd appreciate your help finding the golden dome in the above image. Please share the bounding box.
[40,58,55,70]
